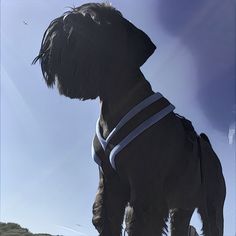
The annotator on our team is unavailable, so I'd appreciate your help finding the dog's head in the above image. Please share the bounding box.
[33,2,156,100]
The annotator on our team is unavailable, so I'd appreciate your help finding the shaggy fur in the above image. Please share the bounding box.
[33,3,226,236]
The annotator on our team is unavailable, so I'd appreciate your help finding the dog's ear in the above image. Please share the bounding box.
[125,20,156,68]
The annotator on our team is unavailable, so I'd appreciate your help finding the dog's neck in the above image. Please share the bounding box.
[99,74,154,139]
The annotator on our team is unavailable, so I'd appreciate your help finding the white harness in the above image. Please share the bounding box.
[92,92,175,170]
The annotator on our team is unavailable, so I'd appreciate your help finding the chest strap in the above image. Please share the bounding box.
[92,92,175,170]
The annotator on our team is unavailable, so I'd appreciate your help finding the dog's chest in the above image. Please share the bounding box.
[92,92,175,172]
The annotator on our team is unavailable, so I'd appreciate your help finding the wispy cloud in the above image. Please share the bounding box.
[228,122,235,145]
[56,225,88,236]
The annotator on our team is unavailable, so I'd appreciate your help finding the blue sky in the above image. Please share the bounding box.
[1,0,235,235]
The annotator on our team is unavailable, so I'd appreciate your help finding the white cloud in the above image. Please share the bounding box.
[228,122,235,145]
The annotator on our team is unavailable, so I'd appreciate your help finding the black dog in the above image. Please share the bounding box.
[33,3,226,236]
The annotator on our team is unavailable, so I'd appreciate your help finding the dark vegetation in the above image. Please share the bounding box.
[0,222,61,236]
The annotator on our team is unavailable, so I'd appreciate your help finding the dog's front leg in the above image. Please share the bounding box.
[92,169,128,236]
[125,177,169,236]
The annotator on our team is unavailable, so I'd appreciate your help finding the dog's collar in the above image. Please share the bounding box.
[92,92,175,170]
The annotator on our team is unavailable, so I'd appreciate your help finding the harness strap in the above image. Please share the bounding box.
[96,92,163,150]
[92,92,175,170]
[110,104,175,169]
